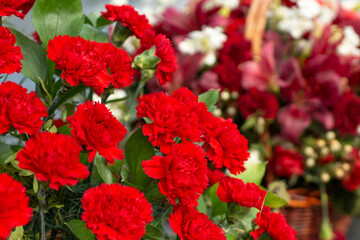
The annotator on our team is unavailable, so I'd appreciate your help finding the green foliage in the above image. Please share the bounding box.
[125,128,155,189]
[264,191,288,208]
[32,0,84,46]
[0,142,13,166]
[233,161,267,185]
[198,89,220,113]
[94,155,117,184]
[80,24,108,43]
[143,225,165,240]
[10,29,48,86]
[65,220,95,240]
[209,183,228,218]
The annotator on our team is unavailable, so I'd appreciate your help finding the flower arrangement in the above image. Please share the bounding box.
[151,0,360,239]
[0,0,297,240]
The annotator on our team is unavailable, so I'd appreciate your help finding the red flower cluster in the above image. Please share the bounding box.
[217,177,266,210]
[0,26,23,74]
[333,91,360,135]
[0,0,35,19]
[204,117,250,175]
[271,146,304,178]
[47,36,134,94]
[136,88,204,153]
[101,4,151,38]
[138,30,178,85]
[207,168,225,186]
[251,206,297,240]
[137,87,250,174]
[343,148,360,191]
[238,88,279,119]
[142,141,208,207]
[0,173,32,240]
[81,184,153,240]
[17,132,89,190]
[67,101,127,164]
[0,81,47,135]
[169,205,226,240]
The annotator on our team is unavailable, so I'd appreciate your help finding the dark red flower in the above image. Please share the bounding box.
[0,0,35,19]
[47,35,112,94]
[32,31,40,44]
[318,155,335,165]
[101,4,151,38]
[217,177,266,209]
[251,206,297,240]
[17,132,89,190]
[138,30,178,85]
[52,119,67,129]
[343,148,360,191]
[238,88,279,119]
[82,184,153,240]
[333,91,360,135]
[169,205,226,240]
[271,146,304,178]
[207,168,225,186]
[0,26,23,74]
[136,88,203,153]
[204,117,250,175]
[67,101,127,164]
[101,43,134,89]
[0,81,47,135]
[142,141,208,207]
[0,173,32,240]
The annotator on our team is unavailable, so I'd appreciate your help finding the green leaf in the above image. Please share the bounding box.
[10,29,48,85]
[258,231,272,240]
[65,220,95,240]
[94,155,117,184]
[9,226,23,240]
[80,24,108,43]
[143,183,166,202]
[209,183,228,218]
[264,191,288,208]
[57,124,71,135]
[31,0,84,46]
[125,128,155,189]
[52,84,87,114]
[143,225,164,240]
[233,161,267,185]
[33,177,39,194]
[0,142,12,166]
[198,89,220,112]
[197,195,207,214]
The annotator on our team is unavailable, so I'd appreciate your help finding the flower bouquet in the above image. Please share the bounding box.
[0,0,297,240]
[151,0,360,239]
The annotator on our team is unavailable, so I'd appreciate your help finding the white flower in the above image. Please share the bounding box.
[109,0,128,5]
[178,26,227,65]
[297,0,321,19]
[203,0,239,11]
[337,26,360,56]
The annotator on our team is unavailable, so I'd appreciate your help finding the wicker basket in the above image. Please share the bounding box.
[280,189,352,240]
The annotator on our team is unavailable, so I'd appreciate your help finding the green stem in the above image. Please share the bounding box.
[320,182,329,220]
[38,185,46,240]
[44,85,69,124]
[101,85,114,104]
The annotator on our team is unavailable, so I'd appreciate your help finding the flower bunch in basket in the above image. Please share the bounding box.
[0,0,297,240]
[151,0,360,239]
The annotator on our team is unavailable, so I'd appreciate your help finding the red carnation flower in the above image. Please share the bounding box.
[101,43,134,89]
[0,26,23,74]
[207,168,226,186]
[138,30,178,85]
[271,146,304,178]
[169,205,226,240]
[238,88,279,119]
[0,0,35,19]
[136,88,203,153]
[102,4,151,38]
[343,148,360,191]
[52,119,67,129]
[142,141,208,207]
[32,31,40,44]
[0,173,32,240]
[17,132,89,190]
[0,81,47,135]
[217,177,266,210]
[67,101,127,164]
[47,35,112,94]
[204,117,250,175]
[251,206,297,240]
[333,91,360,135]
[82,184,153,240]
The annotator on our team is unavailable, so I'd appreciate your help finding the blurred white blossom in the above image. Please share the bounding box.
[109,0,128,5]
[337,26,360,56]
[178,26,227,65]
[203,0,239,11]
